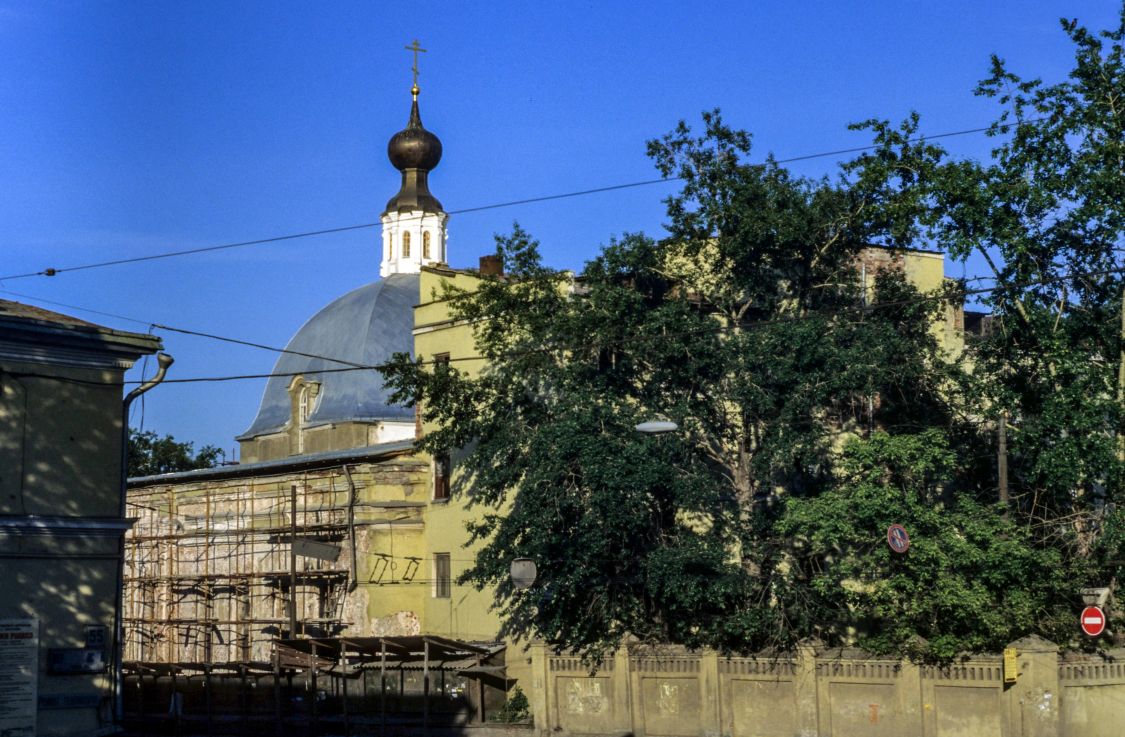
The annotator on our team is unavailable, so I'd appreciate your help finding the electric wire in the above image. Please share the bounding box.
[110,262,1125,385]
[0,287,376,368]
[0,118,1043,282]
[4,254,1110,388]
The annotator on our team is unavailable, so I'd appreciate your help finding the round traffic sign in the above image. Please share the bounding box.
[1081,605,1106,637]
[886,524,910,554]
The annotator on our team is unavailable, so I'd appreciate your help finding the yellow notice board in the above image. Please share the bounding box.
[1003,647,1018,683]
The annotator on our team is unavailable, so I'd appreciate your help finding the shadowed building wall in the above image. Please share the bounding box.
[0,299,160,736]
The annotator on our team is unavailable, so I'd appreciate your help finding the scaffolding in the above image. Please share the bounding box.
[124,472,359,664]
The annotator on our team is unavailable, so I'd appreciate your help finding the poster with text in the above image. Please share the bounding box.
[0,619,38,737]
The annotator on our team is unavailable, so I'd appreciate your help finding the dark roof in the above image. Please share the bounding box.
[0,299,99,328]
[0,298,161,361]
[238,274,419,440]
[128,439,416,486]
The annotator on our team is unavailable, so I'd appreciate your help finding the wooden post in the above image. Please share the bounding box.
[204,665,213,736]
[340,645,350,737]
[310,642,319,735]
[137,672,145,722]
[171,669,181,737]
[240,664,249,728]
[380,640,387,737]
[476,655,485,724]
[274,653,283,737]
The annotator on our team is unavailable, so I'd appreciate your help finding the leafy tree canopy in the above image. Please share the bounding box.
[128,428,221,478]
[383,9,1125,663]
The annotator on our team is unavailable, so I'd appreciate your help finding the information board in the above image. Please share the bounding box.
[0,618,38,737]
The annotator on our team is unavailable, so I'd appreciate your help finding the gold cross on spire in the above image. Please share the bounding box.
[405,39,426,98]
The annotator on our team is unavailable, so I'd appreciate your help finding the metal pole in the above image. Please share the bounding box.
[289,484,298,637]
[115,353,173,727]
[999,411,1009,520]
[423,639,430,730]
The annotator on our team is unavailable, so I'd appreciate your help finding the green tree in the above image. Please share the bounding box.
[128,428,221,477]
[914,9,1125,622]
[382,116,1009,662]
[383,9,1125,661]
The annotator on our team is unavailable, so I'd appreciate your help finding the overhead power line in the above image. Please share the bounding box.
[1,118,1042,282]
[0,288,376,368]
[119,263,1125,385]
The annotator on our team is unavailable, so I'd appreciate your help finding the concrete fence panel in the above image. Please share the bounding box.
[525,639,1125,737]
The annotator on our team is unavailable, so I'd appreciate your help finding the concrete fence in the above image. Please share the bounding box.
[516,636,1125,737]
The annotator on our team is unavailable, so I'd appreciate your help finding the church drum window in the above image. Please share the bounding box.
[299,384,313,423]
[422,231,431,259]
[402,230,411,258]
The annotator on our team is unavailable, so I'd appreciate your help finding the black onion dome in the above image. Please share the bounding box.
[384,93,444,214]
[388,99,443,170]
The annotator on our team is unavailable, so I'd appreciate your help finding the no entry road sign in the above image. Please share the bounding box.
[1081,606,1106,637]
[886,524,910,554]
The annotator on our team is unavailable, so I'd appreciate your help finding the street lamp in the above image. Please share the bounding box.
[510,558,537,590]
[634,420,678,434]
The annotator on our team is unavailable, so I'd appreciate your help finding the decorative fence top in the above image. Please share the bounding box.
[1058,661,1125,683]
[815,660,901,679]
[718,658,797,676]
[921,662,1002,683]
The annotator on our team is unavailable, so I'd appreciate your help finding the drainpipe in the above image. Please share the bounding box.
[113,352,173,726]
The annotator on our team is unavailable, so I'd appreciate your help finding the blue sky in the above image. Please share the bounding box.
[2,1,1119,454]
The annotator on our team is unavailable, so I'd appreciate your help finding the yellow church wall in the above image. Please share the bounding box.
[406,250,968,648]
[860,246,965,357]
[413,266,506,642]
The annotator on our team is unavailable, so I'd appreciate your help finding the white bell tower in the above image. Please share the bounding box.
[380,209,448,277]
[381,42,447,277]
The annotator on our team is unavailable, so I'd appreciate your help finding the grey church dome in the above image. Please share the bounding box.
[237,273,419,440]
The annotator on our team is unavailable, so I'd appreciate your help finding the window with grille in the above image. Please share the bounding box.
[423,231,431,258]
[403,231,411,257]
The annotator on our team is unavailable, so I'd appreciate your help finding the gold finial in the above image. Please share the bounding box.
[405,39,426,98]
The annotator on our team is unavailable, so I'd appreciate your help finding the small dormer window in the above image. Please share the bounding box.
[299,385,313,423]
[289,379,320,455]
[402,231,411,258]
[422,231,431,259]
